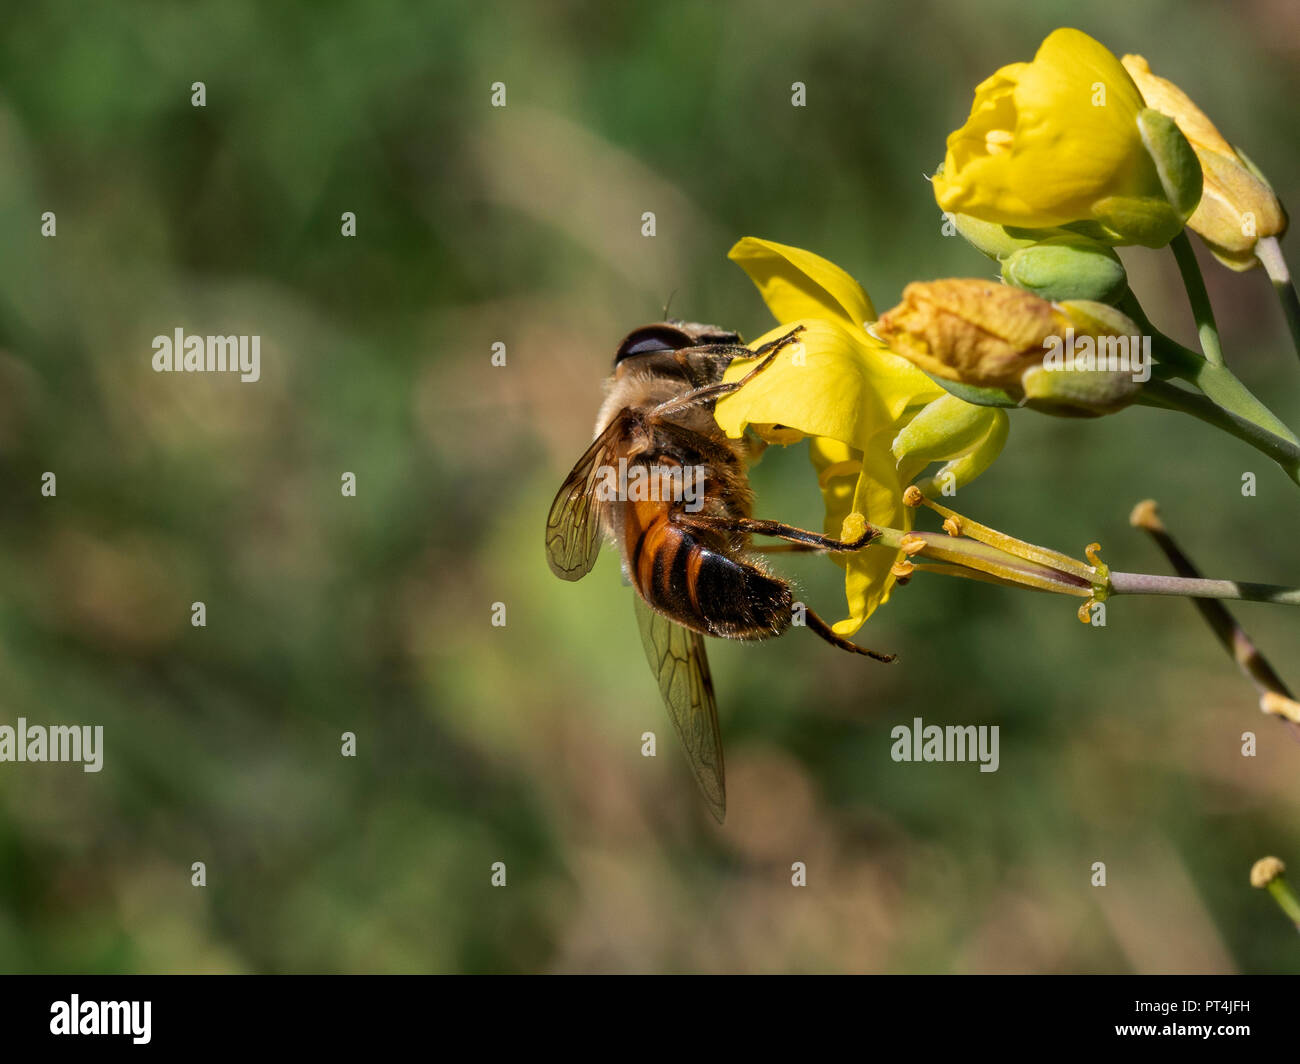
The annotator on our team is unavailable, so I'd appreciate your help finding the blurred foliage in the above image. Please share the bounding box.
[0,0,1298,972]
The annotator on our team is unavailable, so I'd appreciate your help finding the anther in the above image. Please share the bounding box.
[901,534,926,557]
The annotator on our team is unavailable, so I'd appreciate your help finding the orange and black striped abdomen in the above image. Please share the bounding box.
[622,497,791,641]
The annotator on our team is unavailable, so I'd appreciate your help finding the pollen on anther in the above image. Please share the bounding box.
[903,486,925,507]
[984,128,1013,154]
[942,516,962,537]
[901,534,926,556]
[890,560,915,582]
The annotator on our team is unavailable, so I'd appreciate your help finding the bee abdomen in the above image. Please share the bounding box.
[632,513,791,640]
[691,548,792,640]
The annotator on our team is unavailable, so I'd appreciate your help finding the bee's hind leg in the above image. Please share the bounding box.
[674,512,897,663]
[802,607,897,663]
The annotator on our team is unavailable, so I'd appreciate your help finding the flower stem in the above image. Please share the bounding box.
[1187,360,1299,444]
[1136,380,1300,485]
[1256,236,1300,361]
[1108,570,1300,606]
[1170,229,1225,367]
[1266,879,1300,930]
[1122,290,1297,443]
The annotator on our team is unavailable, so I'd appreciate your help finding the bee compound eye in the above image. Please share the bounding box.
[621,337,674,357]
[613,326,690,366]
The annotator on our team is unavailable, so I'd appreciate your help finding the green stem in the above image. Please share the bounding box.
[1137,380,1300,485]
[1171,229,1225,367]
[1190,360,1299,444]
[1127,295,1300,445]
[1256,236,1300,361]
[1108,571,1300,607]
[1268,880,1300,929]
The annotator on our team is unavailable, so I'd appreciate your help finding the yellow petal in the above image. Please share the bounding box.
[834,436,913,635]
[728,237,876,330]
[1121,54,1232,156]
[809,436,862,544]
[715,319,942,447]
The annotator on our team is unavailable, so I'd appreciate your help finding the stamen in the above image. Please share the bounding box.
[984,128,1014,154]
[1262,691,1300,724]
[904,485,1095,581]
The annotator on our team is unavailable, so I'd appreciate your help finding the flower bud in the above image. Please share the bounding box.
[1001,237,1128,303]
[876,280,1067,392]
[1122,54,1287,270]
[1023,300,1146,416]
[877,281,1148,417]
[936,188,1059,260]
[890,392,994,463]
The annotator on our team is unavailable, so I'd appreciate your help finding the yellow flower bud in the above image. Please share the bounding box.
[1121,54,1287,270]
[933,29,1196,247]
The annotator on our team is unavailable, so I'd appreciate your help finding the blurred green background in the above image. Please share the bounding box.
[0,0,1297,973]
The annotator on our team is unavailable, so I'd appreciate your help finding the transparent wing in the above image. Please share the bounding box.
[545,421,620,581]
[633,593,726,823]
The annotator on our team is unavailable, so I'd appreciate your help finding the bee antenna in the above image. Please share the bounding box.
[662,289,678,321]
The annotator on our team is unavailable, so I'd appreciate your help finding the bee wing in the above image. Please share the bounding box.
[545,421,621,581]
[633,593,726,823]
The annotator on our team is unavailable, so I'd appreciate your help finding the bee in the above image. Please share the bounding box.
[546,320,895,822]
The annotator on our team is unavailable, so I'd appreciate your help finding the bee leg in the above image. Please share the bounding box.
[752,543,821,554]
[803,607,897,663]
[648,326,805,418]
[675,514,879,553]
[674,513,897,662]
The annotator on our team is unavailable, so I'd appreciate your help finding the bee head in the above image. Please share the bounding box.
[613,321,740,367]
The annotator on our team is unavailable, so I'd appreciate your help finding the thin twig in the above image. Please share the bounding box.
[1129,499,1300,739]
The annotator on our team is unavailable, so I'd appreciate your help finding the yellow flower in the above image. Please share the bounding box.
[1121,53,1287,270]
[876,279,1145,416]
[715,238,1008,635]
[933,28,1199,247]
